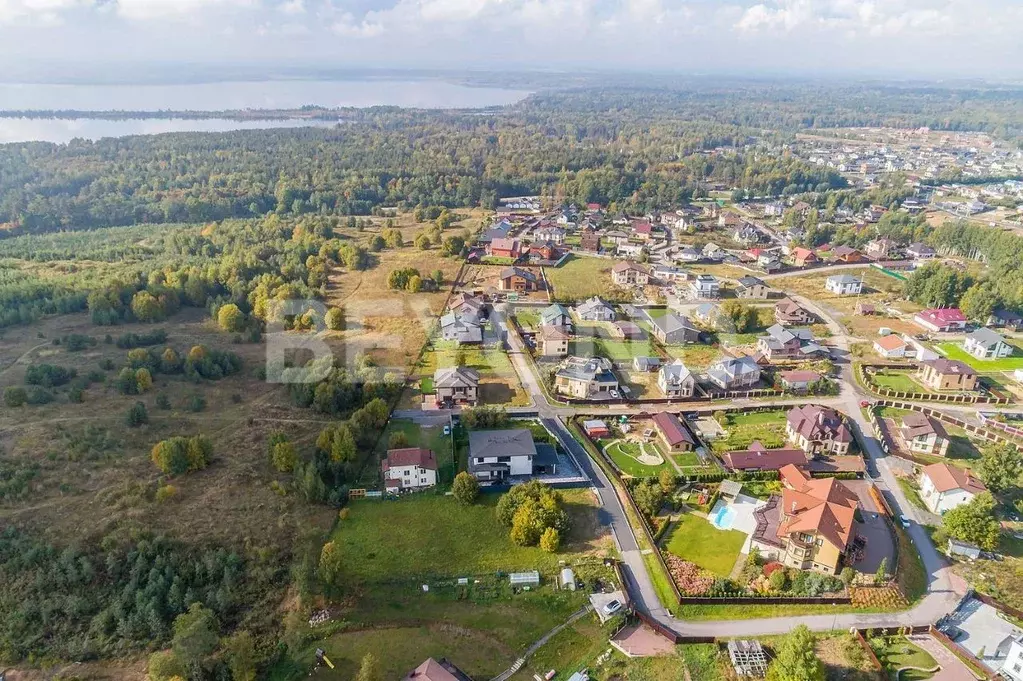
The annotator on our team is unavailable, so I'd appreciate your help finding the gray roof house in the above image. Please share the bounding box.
[706,356,762,391]
[433,366,480,405]
[756,324,825,360]
[964,327,1013,360]
[658,359,695,398]
[575,296,616,322]
[554,356,619,399]
[439,312,483,345]
[468,428,537,482]
[650,312,699,345]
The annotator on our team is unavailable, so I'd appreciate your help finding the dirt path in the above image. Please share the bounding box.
[0,341,50,377]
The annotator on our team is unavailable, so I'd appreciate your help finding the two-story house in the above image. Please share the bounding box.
[611,262,650,286]
[538,325,570,357]
[468,429,536,482]
[825,274,863,296]
[658,359,695,398]
[736,276,769,300]
[650,312,699,345]
[706,355,762,390]
[688,274,721,300]
[554,356,619,399]
[963,328,1013,360]
[785,405,852,455]
[775,299,815,326]
[919,462,987,515]
[899,413,950,457]
[918,359,978,391]
[433,366,480,406]
[575,296,616,322]
[382,447,438,493]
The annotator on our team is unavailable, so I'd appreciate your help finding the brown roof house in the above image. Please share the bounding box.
[775,299,815,326]
[918,359,978,391]
[382,448,438,493]
[403,658,473,681]
[773,464,859,574]
[611,261,650,286]
[651,411,697,452]
[899,413,950,457]
[785,405,852,455]
[919,463,987,515]
[538,325,570,357]
[722,441,807,472]
[434,366,480,406]
[498,267,540,292]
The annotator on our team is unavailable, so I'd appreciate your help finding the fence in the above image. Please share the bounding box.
[678,595,852,606]
[927,625,995,680]
[859,363,1011,405]
[877,399,1023,447]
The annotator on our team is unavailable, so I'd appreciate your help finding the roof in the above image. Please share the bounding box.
[792,247,816,259]
[434,366,480,388]
[650,312,696,337]
[583,419,609,432]
[556,356,617,383]
[713,355,761,376]
[382,448,437,472]
[921,358,976,377]
[833,245,860,257]
[900,413,948,441]
[659,358,692,385]
[576,296,614,316]
[827,274,862,285]
[612,261,647,274]
[777,466,859,551]
[775,298,807,316]
[722,441,807,471]
[403,658,473,681]
[539,325,571,341]
[875,335,909,351]
[651,411,695,447]
[540,303,570,324]
[917,308,967,325]
[500,266,536,282]
[923,462,987,495]
[468,428,537,459]
[778,370,821,383]
[786,405,852,444]
[490,237,520,252]
[737,275,765,288]
[967,327,1006,348]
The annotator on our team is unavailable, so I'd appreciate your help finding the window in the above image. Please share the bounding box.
[497,456,511,463]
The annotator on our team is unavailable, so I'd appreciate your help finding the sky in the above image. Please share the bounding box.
[0,0,1020,80]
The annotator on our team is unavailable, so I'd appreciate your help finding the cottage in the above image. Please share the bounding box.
[499,267,539,292]
[735,275,769,300]
[651,264,688,283]
[468,429,537,482]
[987,309,1023,331]
[692,302,721,328]
[756,324,824,361]
[906,242,936,259]
[439,312,483,345]
[865,238,897,260]
[791,247,818,267]
[534,226,566,244]
[658,359,695,398]
[580,231,601,252]
[914,308,967,333]
[899,413,950,457]
[873,334,909,359]
[964,328,1013,360]
[403,658,474,681]
[632,356,661,372]
[538,325,571,357]
[722,441,807,472]
[540,303,572,329]
[651,411,696,452]
[688,274,721,300]
[434,366,480,406]
[488,238,521,260]
[382,448,438,492]
[825,274,863,296]
[920,463,987,514]
[677,246,702,262]
[448,293,485,322]
[649,312,699,345]
[554,356,619,399]
[632,221,653,240]
[918,359,978,391]
[575,296,616,322]
[785,405,852,455]
[778,370,822,393]
[706,355,762,390]
[528,242,559,262]
[832,246,866,264]
[773,465,859,574]
[775,299,814,326]
[611,262,650,286]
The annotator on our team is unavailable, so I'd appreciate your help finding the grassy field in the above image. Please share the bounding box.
[414,343,529,407]
[510,617,606,681]
[664,343,719,369]
[712,409,789,453]
[937,341,1023,371]
[545,255,618,301]
[570,337,658,361]
[869,635,937,679]
[663,513,746,577]
[871,369,932,394]
[601,439,672,477]
[381,419,455,483]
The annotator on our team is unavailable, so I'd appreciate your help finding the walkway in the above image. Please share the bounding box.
[907,634,979,681]
[488,605,593,681]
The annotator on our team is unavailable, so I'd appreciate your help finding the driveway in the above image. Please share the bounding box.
[908,634,982,680]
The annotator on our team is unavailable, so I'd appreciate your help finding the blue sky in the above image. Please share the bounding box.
[0,0,1019,79]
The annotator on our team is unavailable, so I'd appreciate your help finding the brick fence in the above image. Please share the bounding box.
[859,363,1011,405]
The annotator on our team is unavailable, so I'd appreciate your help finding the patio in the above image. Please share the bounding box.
[709,492,768,553]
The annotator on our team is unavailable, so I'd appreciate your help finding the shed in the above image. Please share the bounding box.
[583,419,611,438]
[509,570,541,587]
[719,480,743,501]
[948,538,982,560]
[560,567,576,591]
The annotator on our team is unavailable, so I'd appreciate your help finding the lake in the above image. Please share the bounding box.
[0,78,532,143]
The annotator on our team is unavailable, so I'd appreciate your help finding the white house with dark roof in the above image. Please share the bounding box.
[825,274,863,296]
[575,296,616,322]
[688,274,721,300]
[439,312,483,345]
[964,328,1013,360]
[899,413,950,457]
[433,366,480,405]
[554,356,619,399]
[736,276,769,299]
[658,359,695,398]
[468,428,537,482]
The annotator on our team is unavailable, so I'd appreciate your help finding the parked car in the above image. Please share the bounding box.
[602,599,623,616]
[609,390,620,399]
[899,515,911,528]
[443,425,451,436]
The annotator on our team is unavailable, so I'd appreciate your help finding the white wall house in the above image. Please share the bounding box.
[382,448,438,492]
[964,328,1013,360]
[825,274,863,296]
[920,462,987,515]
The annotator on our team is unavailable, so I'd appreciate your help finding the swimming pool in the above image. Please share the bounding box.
[710,504,737,530]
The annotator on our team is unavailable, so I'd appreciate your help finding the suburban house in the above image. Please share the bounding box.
[650,312,699,345]
[775,299,815,326]
[439,312,483,345]
[678,246,701,262]
[528,242,559,262]
[688,274,721,300]
[632,221,653,240]
[865,238,897,260]
[580,231,601,252]
[791,247,819,267]
[736,276,769,300]
[658,359,695,398]
[964,328,1013,360]
[433,366,480,406]
[611,321,643,340]
[617,243,646,258]
[611,262,650,286]
[918,358,978,391]
[986,309,1023,331]
[499,267,539,292]
[919,462,987,515]
[651,411,697,452]
[706,355,762,391]
[540,303,572,329]
[651,264,688,283]
[832,246,867,264]
[538,325,571,357]
[575,296,616,322]
[906,242,936,259]
[722,441,807,472]
[554,356,619,399]
[768,464,859,574]
[778,370,822,393]
[914,308,967,333]
[534,226,566,244]
[899,413,950,457]
[873,334,909,359]
[825,274,863,296]
[468,428,536,482]
[855,302,876,316]
[448,293,485,321]
[756,324,825,361]
[488,238,521,260]
[382,447,438,493]
[785,405,852,455]
[403,658,474,681]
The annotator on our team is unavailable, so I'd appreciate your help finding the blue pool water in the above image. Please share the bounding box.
[710,505,737,530]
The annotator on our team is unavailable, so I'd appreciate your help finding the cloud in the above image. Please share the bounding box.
[114,0,254,21]
[331,10,383,36]
[0,0,91,26]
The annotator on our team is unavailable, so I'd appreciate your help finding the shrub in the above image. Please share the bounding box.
[768,568,788,591]
[3,386,27,407]
[25,363,76,388]
[151,435,213,475]
[155,485,179,502]
[25,387,54,405]
[452,471,480,505]
[127,401,149,427]
[539,527,561,553]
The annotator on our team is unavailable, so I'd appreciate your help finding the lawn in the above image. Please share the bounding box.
[545,255,618,301]
[570,337,658,361]
[602,439,672,477]
[664,343,719,369]
[672,451,704,467]
[514,309,541,329]
[329,491,605,583]
[868,635,937,679]
[937,341,1023,372]
[663,512,746,577]
[871,370,931,394]
[897,477,929,513]
[382,419,455,484]
[712,409,789,453]
[417,343,529,406]
[511,617,606,681]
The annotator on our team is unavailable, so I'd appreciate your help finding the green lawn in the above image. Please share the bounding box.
[570,337,658,361]
[672,451,704,467]
[382,419,455,483]
[514,310,541,329]
[712,410,789,453]
[602,439,671,477]
[871,370,932,394]
[330,492,601,583]
[869,635,937,679]
[937,341,1023,372]
[545,255,617,301]
[645,307,669,318]
[897,477,929,513]
[664,344,718,369]
[511,617,606,681]
[663,512,746,577]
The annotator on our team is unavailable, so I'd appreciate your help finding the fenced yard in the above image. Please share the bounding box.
[710,409,790,453]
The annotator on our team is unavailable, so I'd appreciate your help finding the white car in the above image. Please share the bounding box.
[899,515,910,528]
[609,390,620,399]
[602,599,623,616]
[443,425,451,436]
